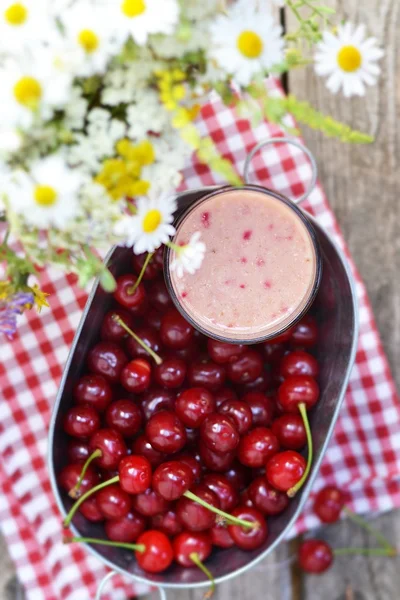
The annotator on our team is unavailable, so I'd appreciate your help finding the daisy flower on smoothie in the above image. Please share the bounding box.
[110,0,180,46]
[169,231,206,278]
[209,0,284,86]
[314,23,384,97]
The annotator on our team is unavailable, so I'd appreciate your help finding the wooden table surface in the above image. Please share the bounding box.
[1,0,399,598]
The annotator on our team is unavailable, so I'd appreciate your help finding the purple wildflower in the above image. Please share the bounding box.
[0,292,34,339]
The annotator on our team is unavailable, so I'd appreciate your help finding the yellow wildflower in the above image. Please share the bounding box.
[156,68,187,111]
[30,284,50,313]
[172,105,201,129]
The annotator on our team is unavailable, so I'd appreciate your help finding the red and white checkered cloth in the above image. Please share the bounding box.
[1,79,399,600]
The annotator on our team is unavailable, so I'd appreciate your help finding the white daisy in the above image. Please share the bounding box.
[209,0,284,86]
[4,154,84,229]
[314,23,384,97]
[110,0,180,46]
[170,231,206,278]
[114,192,177,254]
[0,0,53,54]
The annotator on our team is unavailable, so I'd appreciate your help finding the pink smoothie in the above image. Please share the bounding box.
[169,188,318,342]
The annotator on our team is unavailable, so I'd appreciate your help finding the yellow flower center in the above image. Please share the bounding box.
[121,0,146,18]
[13,76,42,108]
[4,2,27,26]
[237,30,263,59]
[77,29,99,53]
[337,45,362,72]
[34,185,58,206]
[143,209,162,233]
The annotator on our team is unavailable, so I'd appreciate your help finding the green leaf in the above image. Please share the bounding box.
[99,268,117,292]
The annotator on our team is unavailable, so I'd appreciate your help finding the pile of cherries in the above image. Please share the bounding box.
[59,247,322,584]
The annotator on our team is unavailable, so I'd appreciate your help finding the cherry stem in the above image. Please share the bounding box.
[128,252,154,293]
[343,507,396,552]
[190,552,216,598]
[63,476,118,527]
[63,536,145,553]
[112,314,163,365]
[287,402,313,498]
[334,547,397,557]
[68,449,102,499]
[183,490,258,530]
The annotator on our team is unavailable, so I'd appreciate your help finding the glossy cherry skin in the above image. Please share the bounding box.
[291,315,318,348]
[120,358,151,393]
[87,342,128,383]
[200,414,239,453]
[313,485,345,523]
[248,477,289,515]
[126,327,162,360]
[280,350,319,379]
[146,410,187,453]
[118,455,152,494]
[101,308,134,342]
[58,463,99,496]
[210,523,235,548]
[80,497,104,522]
[238,427,279,468]
[63,406,100,439]
[188,360,226,392]
[160,309,194,350]
[132,488,171,517]
[298,539,333,574]
[175,387,215,428]
[154,358,187,389]
[224,462,251,491]
[266,450,306,492]
[135,530,174,574]
[151,509,183,537]
[241,391,275,428]
[262,342,287,365]
[240,488,254,508]
[215,387,238,408]
[105,510,147,543]
[272,414,307,450]
[218,399,252,435]
[228,506,268,550]
[239,371,272,395]
[132,435,165,467]
[146,309,163,330]
[73,374,113,412]
[203,473,239,511]
[148,279,173,313]
[199,441,236,472]
[168,340,201,363]
[96,483,131,519]
[89,428,127,470]
[278,375,319,413]
[152,461,194,501]
[140,388,175,421]
[105,399,142,438]
[67,439,90,463]
[132,251,162,280]
[227,350,263,384]
[113,274,146,310]
[174,454,202,482]
[173,532,212,567]
[176,484,220,531]
[207,339,245,364]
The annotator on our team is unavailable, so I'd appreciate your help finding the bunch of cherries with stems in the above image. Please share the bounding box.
[60,246,323,593]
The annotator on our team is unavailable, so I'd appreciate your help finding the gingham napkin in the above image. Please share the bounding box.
[1,79,399,600]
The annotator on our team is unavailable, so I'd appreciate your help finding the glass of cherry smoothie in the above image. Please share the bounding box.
[164,184,322,344]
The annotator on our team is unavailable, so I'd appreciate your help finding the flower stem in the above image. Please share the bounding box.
[334,547,397,557]
[63,476,118,527]
[112,314,163,365]
[128,252,154,293]
[63,536,145,553]
[166,240,182,255]
[69,449,102,499]
[183,490,258,530]
[287,403,312,498]
[343,507,396,552]
[190,552,216,598]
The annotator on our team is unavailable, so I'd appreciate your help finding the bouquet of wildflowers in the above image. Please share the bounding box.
[0,0,383,336]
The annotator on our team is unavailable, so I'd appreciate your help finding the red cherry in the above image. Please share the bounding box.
[140,388,175,421]
[146,309,163,330]
[199,441,236,472]
[87,342,128,383]
[105,399,142,437]
[248,477,289,515]
[96,483,131,519]
[101,308,134,342]
[146,410,187,453]
[203,473,239,511]
[188,360,226,392]
[150,509,183,537]
[160,309,194,349]
[278,375,319,413]
[79,497,104,522]
[132,435,165,467]
[120,358,151,393]
[210,523,235,548]
[58,463,99,496]
[132,488,171,517]
[63,406,100,438]
[168,340,201,363]
[89,428,127,470]
[218,399,252,435]
[132,252,162,280]
[262,342,287,364]
[153,461,194,501]
[272,414,307,450]
[114,274,146,310]
[173,531,212,567]
[126,327,162,360]
[240,488,254,508]
[280,350,319,379]
[105,510,147,542]
[118,455,152,494]
[200,414,239,453]
[228,506,268,550]
[227,350,263,384]
[241,392,275,427]
[224,462,251,491]
[265,327,294,344]
[238,427,279,468]
[135,530,174,573]
[154,357,187,388]
[239,371,272,394]
[266,450,306,492]
[148,279,173,313]
[176,484,219,531]
[291,315,318,348]
[67,439,90,464]
[174,454,202,482]
[214,387,238,408]
[207,339,245,364]
[73,374,113,412]
[313,485,345,523]
[185,427,200,446]
[298,539,333,574]
[175,387,215,428]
